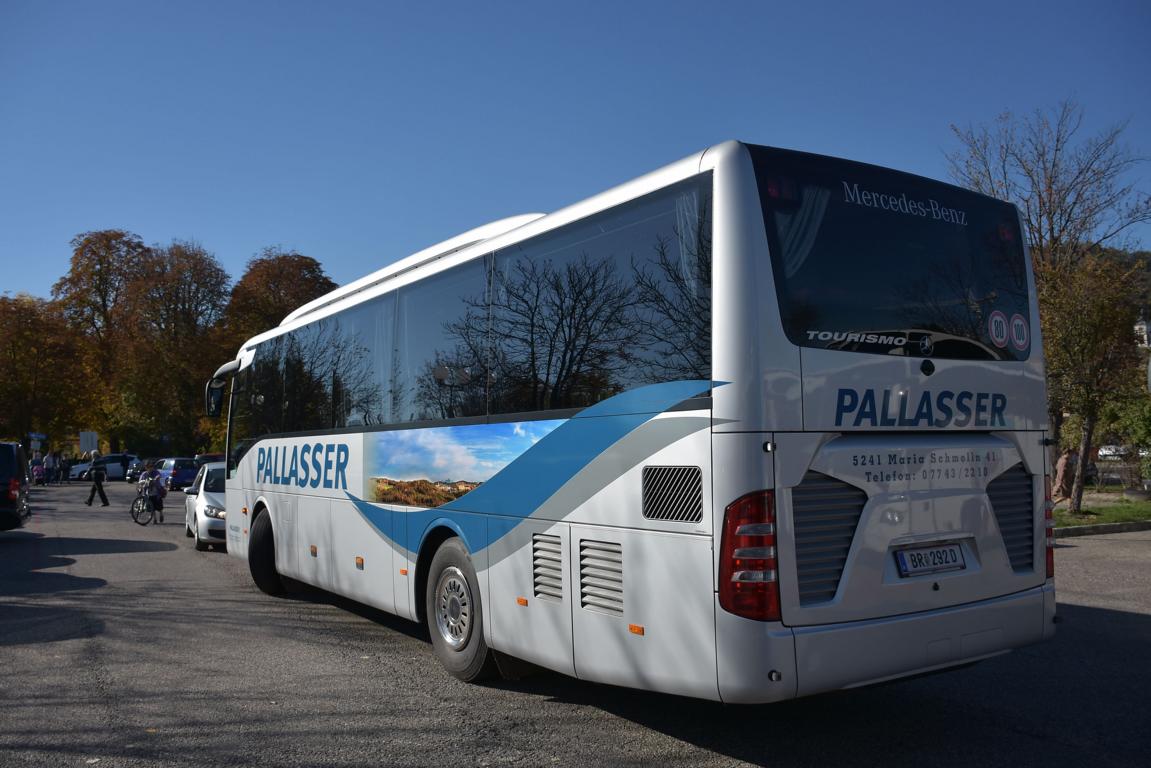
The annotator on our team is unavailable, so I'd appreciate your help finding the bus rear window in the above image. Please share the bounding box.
[750,145,1030,361]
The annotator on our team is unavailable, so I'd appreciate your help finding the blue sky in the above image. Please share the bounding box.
[370,421,562,482]
[2,0,1149,299]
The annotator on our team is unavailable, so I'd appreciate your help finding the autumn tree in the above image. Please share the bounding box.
[0,295,81,446]
[51,230,150,449]
[120,240,231,453]
[947,101,1151,510]
[222,247,337,352]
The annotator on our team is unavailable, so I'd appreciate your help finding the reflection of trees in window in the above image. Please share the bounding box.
[236,175,713,436]
[894,225,1030,360]
[283,318,383,431]
[632,201,712,382]
[396,260,487,422]
[485,254,641,413]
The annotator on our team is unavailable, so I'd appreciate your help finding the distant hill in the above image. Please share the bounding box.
[373,477,481,507]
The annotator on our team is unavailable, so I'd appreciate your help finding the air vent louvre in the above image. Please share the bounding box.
[792,471,866,606]
[579,540,623,615]
[532,533,563,601]
[987,463,1035,572]
[642,466,703,523]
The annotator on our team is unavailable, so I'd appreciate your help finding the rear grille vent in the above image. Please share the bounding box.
[792,471,867,606]
[641,466,703,523]
[532,533,563,601]
[579,540,623,615]
[987,463,1035,572]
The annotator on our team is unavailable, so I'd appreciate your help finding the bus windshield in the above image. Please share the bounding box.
[751,145,1030,361]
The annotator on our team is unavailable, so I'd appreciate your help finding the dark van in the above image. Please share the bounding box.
[0,442,31,531]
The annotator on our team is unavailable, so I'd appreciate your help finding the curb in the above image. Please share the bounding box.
[1054,520,1151,538]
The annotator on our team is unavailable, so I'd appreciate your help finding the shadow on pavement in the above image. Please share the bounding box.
[475,602,1150,767]
[0,531,177,597]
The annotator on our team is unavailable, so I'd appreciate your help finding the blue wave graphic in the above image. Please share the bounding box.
[347,379,713,556]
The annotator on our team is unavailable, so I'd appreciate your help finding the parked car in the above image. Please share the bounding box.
[79,453,137,481]
[158,457,197,491]
[194,452,224,468]
[124,457,158,483]
[0,442,31,531]
[69,460,91,480]
[184,461,226,551]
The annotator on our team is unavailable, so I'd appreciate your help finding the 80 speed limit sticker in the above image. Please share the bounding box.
[988,310,1009,348]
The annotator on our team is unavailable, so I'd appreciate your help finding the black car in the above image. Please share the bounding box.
[0,442,31,531]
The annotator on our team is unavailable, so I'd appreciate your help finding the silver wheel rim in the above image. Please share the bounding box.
[434,566,472,650]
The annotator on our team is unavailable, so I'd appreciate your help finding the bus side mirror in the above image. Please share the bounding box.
[205,378,226,418]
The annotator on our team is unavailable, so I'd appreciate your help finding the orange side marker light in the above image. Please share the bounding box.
[516,596,529,607]
[628,624,645,636]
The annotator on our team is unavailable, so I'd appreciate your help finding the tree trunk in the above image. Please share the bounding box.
[1049,409,1064,474]
[1069,414,1097,514]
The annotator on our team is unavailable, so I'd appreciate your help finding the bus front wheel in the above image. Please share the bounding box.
[248,511,284,596]
[425,538,498,682]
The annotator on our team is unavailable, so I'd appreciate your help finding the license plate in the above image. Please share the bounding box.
[895,543,966,577]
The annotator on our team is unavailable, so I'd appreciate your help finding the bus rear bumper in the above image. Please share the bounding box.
[791,584,1053,698]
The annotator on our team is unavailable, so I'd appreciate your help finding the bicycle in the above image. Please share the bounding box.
[131,475,166,526]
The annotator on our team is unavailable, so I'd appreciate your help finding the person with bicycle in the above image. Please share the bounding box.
[137,460,167,523]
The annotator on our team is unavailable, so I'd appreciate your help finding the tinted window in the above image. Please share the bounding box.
[174,460,195,470]
[394,259,488,421]
[489,175,712,414]
[205,467,225,492]
[0,445,15,477]
[751,146,1029,361]
[226,175,712,455]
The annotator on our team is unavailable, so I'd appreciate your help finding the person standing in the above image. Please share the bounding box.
[85,450,109,507]
[43,451,56,485]
[138,460,166,523]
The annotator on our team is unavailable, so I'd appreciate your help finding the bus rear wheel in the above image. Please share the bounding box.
[425,538,498,682]
[248,511,284,595]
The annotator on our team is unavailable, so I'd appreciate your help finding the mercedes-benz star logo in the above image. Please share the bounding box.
[919,334,934,356]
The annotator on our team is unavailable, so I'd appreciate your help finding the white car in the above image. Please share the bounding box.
[71,453,137,481]
[184,461,227,551]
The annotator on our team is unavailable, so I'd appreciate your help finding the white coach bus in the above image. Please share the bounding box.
[205,141,1055,703]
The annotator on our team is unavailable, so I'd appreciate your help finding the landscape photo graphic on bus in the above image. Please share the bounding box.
[365,420,563,508]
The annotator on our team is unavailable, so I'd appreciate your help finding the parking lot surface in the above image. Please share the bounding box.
[2,483,1149,767]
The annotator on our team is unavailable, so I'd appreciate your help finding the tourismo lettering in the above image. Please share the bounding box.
[256,443,350,490]
[807,330,907,346]
[842,182,968,226]
[834,388,1007,428]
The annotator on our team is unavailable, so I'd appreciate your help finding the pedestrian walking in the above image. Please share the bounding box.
[43,451,57,485]
[85,450,109,507]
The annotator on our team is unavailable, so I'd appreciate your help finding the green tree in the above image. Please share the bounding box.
[1040,254,1143,509]
[947,101,1151,511]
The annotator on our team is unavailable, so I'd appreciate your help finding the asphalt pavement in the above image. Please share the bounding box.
[1,482,1149,767]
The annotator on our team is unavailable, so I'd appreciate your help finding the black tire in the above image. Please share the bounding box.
[130,496,153,526]
[193,522,209,552]
[185,523,193,538]
[248,511,284,595]
[425,538,498,682]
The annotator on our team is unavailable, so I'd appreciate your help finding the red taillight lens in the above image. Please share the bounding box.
[1044,474,1055,578]
[7,477,20,500]
[719,490,780,621]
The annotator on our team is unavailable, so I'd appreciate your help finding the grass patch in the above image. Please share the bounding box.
[1054,497,1151,527]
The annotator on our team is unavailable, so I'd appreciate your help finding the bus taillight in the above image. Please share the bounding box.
[719,490,780,622]
[1044,475,1055,578]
